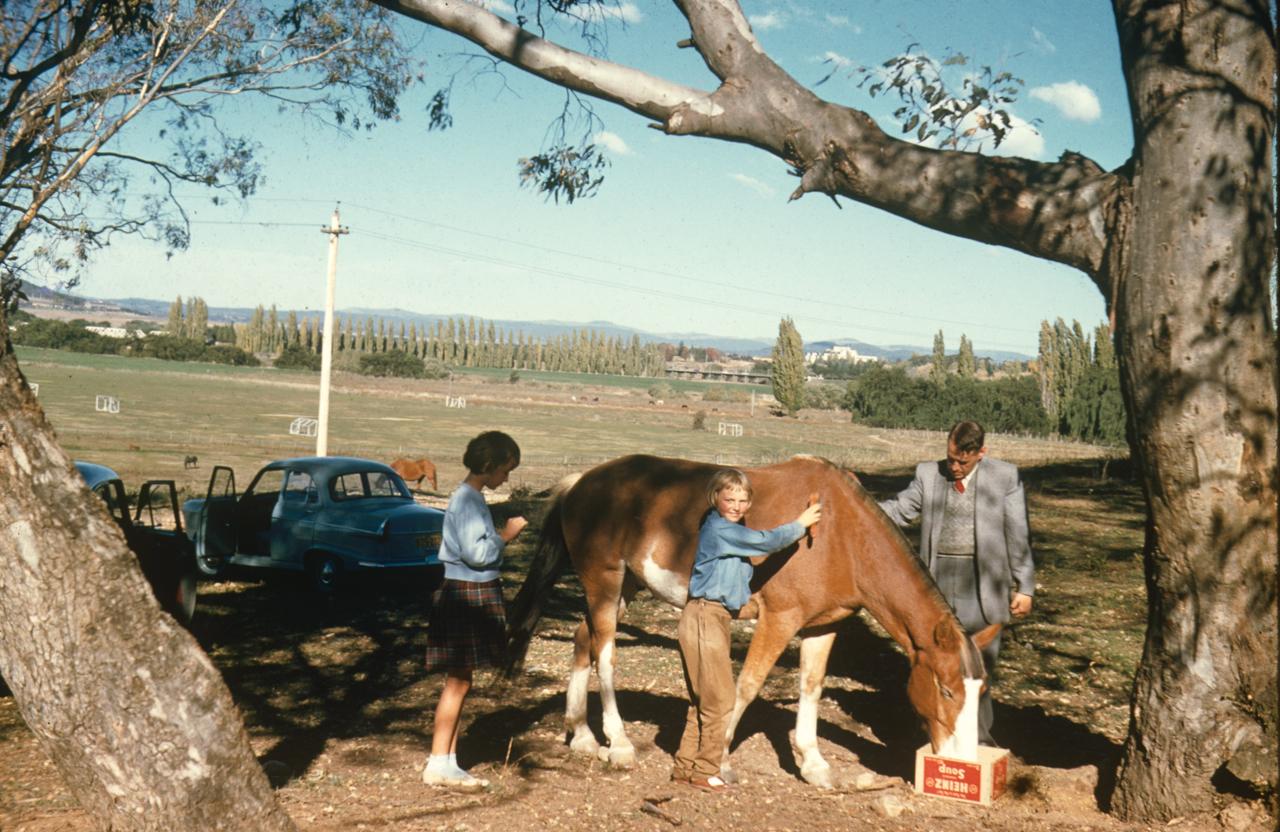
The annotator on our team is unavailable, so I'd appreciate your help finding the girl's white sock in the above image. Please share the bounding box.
[426,754,451,773]
[447,753,469,777]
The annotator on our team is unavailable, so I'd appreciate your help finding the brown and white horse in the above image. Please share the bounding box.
[506,454,997,787]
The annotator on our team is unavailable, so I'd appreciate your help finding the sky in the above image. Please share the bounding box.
[78,1,1133,356]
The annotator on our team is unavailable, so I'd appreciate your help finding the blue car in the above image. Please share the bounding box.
[182,456,444,591]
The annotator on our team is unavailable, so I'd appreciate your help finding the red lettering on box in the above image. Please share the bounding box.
[922,756,982,803]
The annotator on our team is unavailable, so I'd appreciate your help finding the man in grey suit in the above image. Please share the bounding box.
[879,420,1034,746]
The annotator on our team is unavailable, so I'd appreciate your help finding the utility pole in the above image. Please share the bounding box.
[317,207,348,456]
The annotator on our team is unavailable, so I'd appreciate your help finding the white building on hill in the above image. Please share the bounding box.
[804,345,878,365]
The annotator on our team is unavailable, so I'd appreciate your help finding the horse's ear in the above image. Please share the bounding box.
[972,623,1002,650]
[932,619,960,651]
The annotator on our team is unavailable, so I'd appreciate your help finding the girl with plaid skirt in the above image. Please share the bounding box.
[422,431,528,789]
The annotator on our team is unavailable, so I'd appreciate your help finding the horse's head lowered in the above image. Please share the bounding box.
[907,620,1001,753]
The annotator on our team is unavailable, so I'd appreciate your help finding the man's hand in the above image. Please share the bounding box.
[1010,592,1033,617]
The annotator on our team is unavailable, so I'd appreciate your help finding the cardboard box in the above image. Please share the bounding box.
[914,744,1009,806]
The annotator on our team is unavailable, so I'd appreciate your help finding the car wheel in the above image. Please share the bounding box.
[310,555,342,594]
[196,549,224,578]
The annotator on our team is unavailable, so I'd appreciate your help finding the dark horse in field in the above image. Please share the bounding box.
[506,454,996,787]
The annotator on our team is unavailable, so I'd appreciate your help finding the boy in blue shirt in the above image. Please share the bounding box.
[672,468,821,791]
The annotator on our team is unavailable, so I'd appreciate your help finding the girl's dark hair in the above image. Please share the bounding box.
[463,430,521,474]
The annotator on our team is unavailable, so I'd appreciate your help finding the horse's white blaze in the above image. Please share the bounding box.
[937,677,983,761]
[639,544,688,606]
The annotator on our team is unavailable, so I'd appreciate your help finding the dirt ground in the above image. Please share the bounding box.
[1,467,1273,832]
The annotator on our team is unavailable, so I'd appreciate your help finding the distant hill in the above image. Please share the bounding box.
[21,287,1032,362]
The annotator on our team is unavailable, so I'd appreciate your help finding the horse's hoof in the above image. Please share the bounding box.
[801,763,834,790]
[718,765,739,785]
[605,746,636,769]
[568,733,601,756]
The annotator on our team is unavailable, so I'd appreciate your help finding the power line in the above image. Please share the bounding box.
[158,195,1042,351]
[352,225,1035,352]
[342,200,1031,336]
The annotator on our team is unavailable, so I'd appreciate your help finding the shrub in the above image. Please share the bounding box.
[422,357,449,379]
[358,350,425,378]
[692,409,707,430]
[331,349,364,373]
[202,345,260,366]
[275,344,322,371]
[647,382,673,401]
[803,383,846,411]
[140,335,207,362]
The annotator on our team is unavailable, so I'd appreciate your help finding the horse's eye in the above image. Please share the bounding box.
[939,686,954,701]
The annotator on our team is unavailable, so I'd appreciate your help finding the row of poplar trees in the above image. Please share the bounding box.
[1036,318,1125,443]
[165,296,209,341]
[230,305,667,377]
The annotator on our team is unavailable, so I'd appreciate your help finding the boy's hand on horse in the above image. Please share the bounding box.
[797,500,822,529]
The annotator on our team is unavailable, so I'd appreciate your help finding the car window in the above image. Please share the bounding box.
[332,472,363,500]
[246,469,286,499]
[367,472,401,497]
[93,481,128,523]
[282,470,315,503]
[330,471,408,500]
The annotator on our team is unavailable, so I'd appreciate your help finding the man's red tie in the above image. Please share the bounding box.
[953,480,965,494]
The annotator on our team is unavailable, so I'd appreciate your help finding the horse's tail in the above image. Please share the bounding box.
[503,472,581,678]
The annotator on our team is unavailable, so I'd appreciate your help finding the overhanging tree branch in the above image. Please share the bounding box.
[371,0,1128,301]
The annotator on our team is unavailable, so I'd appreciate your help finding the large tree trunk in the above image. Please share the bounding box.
[0,335,296,830]
[1110,0,1277,819]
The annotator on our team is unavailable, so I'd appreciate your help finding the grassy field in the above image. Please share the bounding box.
[18,346,1114,497]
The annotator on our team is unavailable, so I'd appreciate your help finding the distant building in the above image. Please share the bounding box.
[804,345,878,365]
[85,325,145,339]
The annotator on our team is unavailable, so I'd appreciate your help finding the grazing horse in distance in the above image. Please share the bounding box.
[506,454,997,788]
[390,457,438,491]
[183,454,198,469]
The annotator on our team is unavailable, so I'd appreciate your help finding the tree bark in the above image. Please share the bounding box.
[0,336,296,830]
[376,0,1278,819]
[1109,0,1277,818]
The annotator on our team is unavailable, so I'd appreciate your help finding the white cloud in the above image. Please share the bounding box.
[594,131,632,156]
[983,112,1045,159]
[1029,81,1102,122]
[472,0,516,15]
[730,173,775,197]
[749,12,785,31]
[820,50,853,70]
[825,14,862,33]
[1030,26,1056,54]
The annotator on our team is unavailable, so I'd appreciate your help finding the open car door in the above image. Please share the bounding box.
[134,480,199,623]
[194,466,237,576]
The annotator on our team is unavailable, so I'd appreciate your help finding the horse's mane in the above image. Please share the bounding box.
[828,461,966,631]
